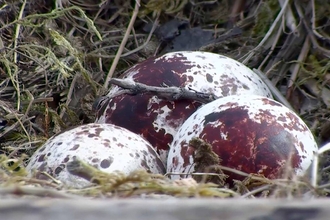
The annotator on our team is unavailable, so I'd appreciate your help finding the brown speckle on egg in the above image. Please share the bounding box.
[100,158,112,169]
[91,158,99,163]
[95,51,273,165]
[37,154,46,162]
[70,144,80,151]
[88,134,96,138]
[63,155,70,163]
[167,95,317,184]
[206,73,213,82]
[54,165,64,175]
[26,123,166,188]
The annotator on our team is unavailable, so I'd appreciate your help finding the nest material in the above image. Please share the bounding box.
[1,0,330,199]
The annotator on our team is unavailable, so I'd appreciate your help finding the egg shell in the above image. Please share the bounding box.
[95,51,273,164]
[167,95,317,183]
[26,123,166,188]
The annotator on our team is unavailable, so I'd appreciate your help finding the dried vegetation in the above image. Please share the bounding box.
[1,0,330,199]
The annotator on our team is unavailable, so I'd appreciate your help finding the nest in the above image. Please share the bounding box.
[1,0,330,199]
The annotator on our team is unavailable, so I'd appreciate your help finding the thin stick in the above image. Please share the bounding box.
[253,69,294,111]
[121,18,159,57]
[242,0,290,64]
[295,1,330,57]
[310,143,330,188]
[311,0,328,40]
[109,78,218,103]
[258,21,284,70]
[13,0,27,110]
[103,0,141,89]
[241,184,273,198]
[278,0,297,33]
[286,37,311,99]
[60,73,78,118]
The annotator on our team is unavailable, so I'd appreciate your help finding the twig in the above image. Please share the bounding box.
[278,0,298,34]
[22,90,35,121]
[21,97,54,104]
[0,116,36,139]
[60,73,78,118]
[253,69,294,111]
[14,90,38,150]
[8,177,61,188]
[241,184,273,198]
[317,182,330,190]
[167,166,269,183]
[242,0,290,64]
[12,0,27,110]
[121,17,160,57]
[286,37,311,100]
[257,21,284,70]
[131,26,139,48]
[295,1,330,57]
[103,0,141,89]
[189,0,218,6]
[4,91,34,149]
[229,0,246,23]
[311,142,330,188]
[199,27,243,51]
[311,0,328,40]
[109,78,218,104]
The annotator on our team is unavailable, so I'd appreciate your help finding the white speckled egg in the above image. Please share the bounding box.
[95,51,273,165]
[26,123,166,188]
[167,95,317,183]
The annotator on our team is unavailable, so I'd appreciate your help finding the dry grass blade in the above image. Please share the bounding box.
[66,158,232,198]
[242,0,290,64]
[103,0,141,89]
[253,69,294,111]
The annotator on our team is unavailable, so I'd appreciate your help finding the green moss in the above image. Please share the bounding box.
[314,0,330,23]
[0,154,27,178]
[298,55,330,85]
[252,0,280,37]
[140,0,189,17]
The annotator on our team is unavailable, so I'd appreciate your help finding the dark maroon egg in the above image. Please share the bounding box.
[167,95,317,183]
[95,51,272,164]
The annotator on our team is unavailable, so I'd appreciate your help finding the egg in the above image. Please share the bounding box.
[167,95,317,183]
[26,123,166,188]
[95,51,272,165]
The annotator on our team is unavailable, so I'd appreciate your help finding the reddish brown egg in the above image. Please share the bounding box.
[95,51,272,165]
[167,95,317,183]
